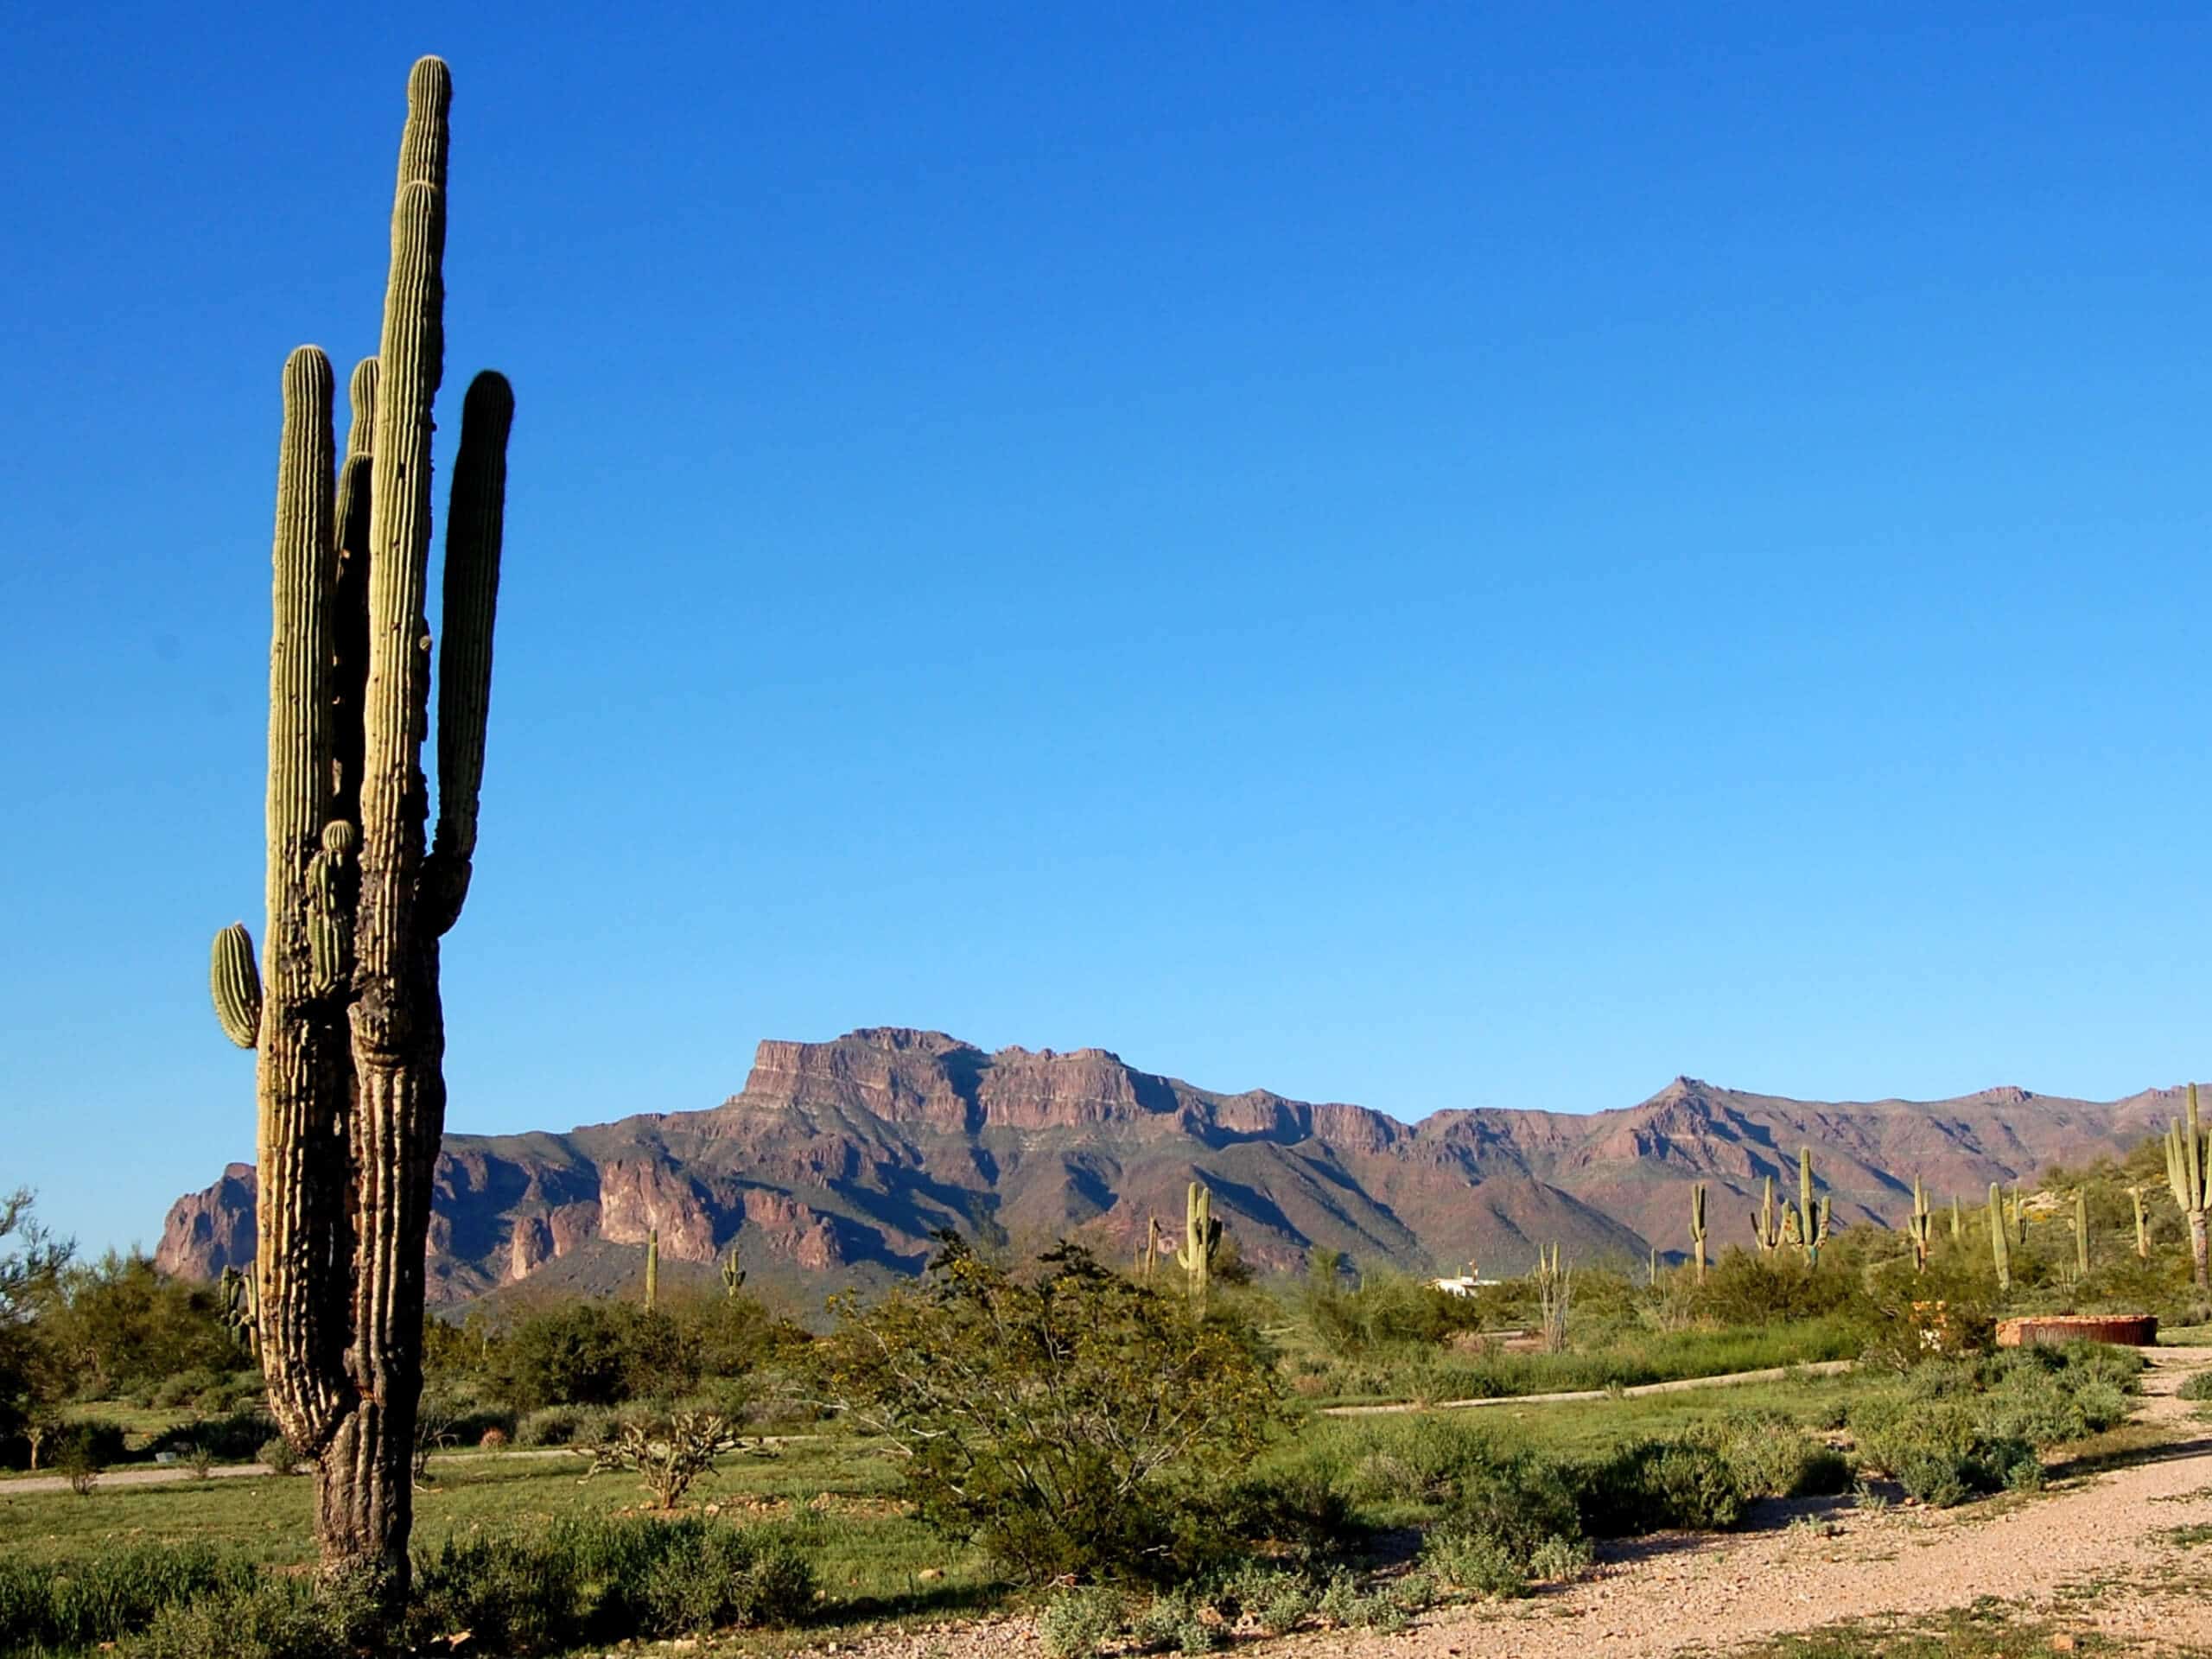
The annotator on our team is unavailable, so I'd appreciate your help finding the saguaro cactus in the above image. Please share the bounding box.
[1177,1182,1223,1305]
[203,57,514,1602]
[2167,1084,2210,1288]
[2072,1187,2090,1279]
[1988,1183,2012,1292]
[1688,1183,1707,1284]
[1907,1177,1933,1274]
[721,1244,746,1300]
[2129,1185,2151,1260]
[1949,1193,1962,1242]
[1751,1176,1785,1253]
[1796,1148,1832,1267]
[645,1230,660,1313]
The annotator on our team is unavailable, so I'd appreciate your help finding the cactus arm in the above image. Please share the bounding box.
[211,924,264,1049]
[331,357,378,836]
[421,371,514,937]
[255,346,355,1462]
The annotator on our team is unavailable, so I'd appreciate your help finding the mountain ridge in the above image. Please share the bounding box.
[154,1027,2183,1305]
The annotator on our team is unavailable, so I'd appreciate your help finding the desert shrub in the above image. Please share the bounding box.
[1421,1527,1526,1599]
[1571,1437,1745,1535]
[576,1410,746,1510]
[129,1577,378,1659]
[1313,1569,1430,1634]
[150,1408,271,1465]
[515,1404,612,1447]
[1134,1583,1221,1654]
[1212,1567,1319,1637]
[636,1520,814,1635]
[257,1436,300,1477]
[1039,1586,1128,1659]
[152,1369,225,1410]
[54,1416,130,1466]
[2179,1369,2212,1402]
[0,1541,261,1653]
[1692,1248,1871,1329]
[1688,1409,1851,1498]
[818,1238,1281,1582]
[408,1533,582,1656]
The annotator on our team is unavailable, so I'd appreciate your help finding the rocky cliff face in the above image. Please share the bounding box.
[153,1029,2181,1303]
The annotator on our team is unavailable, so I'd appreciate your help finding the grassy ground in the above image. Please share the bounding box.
[1730,1599,2205,1657]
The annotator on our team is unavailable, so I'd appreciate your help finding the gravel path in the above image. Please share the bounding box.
[790,1345,2212,1659]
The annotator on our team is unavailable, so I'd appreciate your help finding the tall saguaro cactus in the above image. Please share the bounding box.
[1988,1183,2011,1292]
[2168,1084,2210,1289]
[1751,1177,1785,1253]
[2129,1185,2150,1261]
[1906,1177,1933,1274]
[645,1230,661,1313]
[1688,1183,1707,1283]
[204,57,514,1603]
[1177,1182,1223,1306]
[2071,1188,2090,1279]
[1796,1148,1831,1267]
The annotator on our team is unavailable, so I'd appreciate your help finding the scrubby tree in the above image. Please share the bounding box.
[819,1236,1281,1581]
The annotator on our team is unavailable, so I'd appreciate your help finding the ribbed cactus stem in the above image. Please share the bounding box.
[1908,1177,1933,1274]
[1989,1182,2012,1292]
[1688,1182,1707,1283]
[1796,1148,1830,1266]
[2130,1186,2150,1260]
[210,924,264,1049]
[2073,1187,2090,1277]
[1949,1193,1962,1241]
[1143,1216,1161,1282]
[1176,1181,1222,1306]
[645,1230,659,1313]
[2169,1084,2210,1288]
[721,1245,745,1299]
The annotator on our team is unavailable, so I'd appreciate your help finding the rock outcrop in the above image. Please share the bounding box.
[153,1028,2182,1303]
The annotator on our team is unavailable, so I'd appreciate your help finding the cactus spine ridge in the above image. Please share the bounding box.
[721,1243,745,1299]
[1907,1176,1932,1274]
[645,1229,660,1312]
[1688,1181,1707,1283]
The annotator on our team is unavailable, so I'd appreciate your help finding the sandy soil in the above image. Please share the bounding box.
[794,1346,2212,1659]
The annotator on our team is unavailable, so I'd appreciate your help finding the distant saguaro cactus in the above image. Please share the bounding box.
[2129,1185,2151,1260]
[201,57,514,1605]
[2167,1084,2210,1288]
[1751,1177,1785,1253]
[645,1230,660,1313]
[1688,1183,1707,1284]
[1796,1148,1832,1267]
[721,1244,746,1300]
[1988,1183,2012,1292]
[1177,1182,1223,1305]
[1949,1193,1962,1243]
[1906,1178,1933,1274]
[2072,1188,2090,1279]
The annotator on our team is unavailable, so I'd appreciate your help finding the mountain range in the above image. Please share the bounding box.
[154,1026,2183,1306]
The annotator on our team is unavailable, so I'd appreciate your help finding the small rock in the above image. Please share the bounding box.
[917,1567,944,1582]
[2051,1638,2078,1653]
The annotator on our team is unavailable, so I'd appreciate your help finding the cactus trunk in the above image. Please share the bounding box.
[206,58,513,1607]
[645,1230,660,1312]
[1989,1182,2011,1292]
[2131,1187,2150,1260]
[1176,1182,1222,1306]
[1688,1182,1707,1284]
[2073,1188,2090,1277]
[2169,1084,2210,1288]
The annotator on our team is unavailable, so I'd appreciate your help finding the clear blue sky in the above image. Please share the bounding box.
[4,3,2208,1258]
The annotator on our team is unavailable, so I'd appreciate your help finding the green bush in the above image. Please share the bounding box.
[54,1416,130,1466]
[818,1239,1281,1583]
[637,1522,815,1637]
[257,1436,300,1477]
[0,1542,261,1653]
[1039,1586,1128,1659]
[408,1534,582,1656]
[2178,1370,2212,1403]
[514,1404,612,1447]
[1133,1584,1221,1654]
[1421,1527,1526,1599]
[151,1408,272,1465]
[152,1369,225,1411]
[1571,1438,1745,1535]
[130,1579,378,1659]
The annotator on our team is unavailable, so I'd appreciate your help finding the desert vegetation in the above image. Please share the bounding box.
[9,1106,2211,1656]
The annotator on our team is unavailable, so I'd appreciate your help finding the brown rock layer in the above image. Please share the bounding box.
[152,1029,2183,1304]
